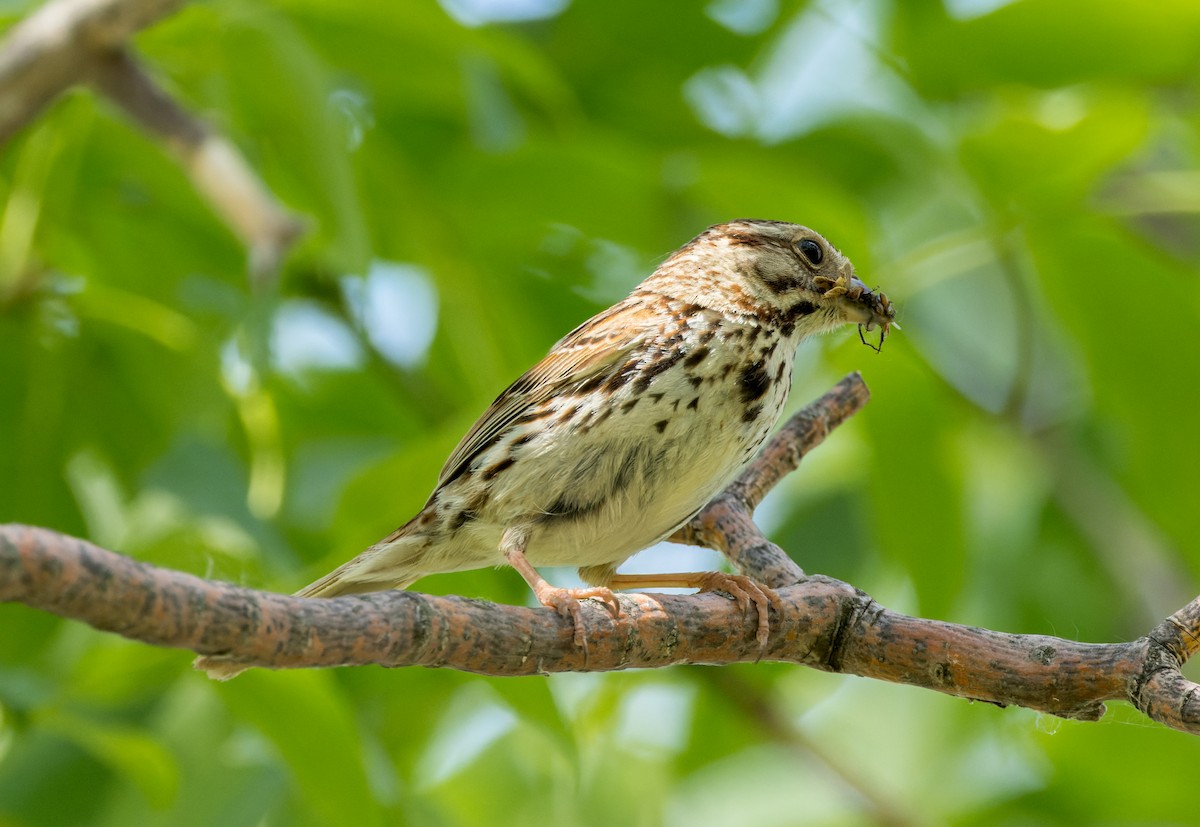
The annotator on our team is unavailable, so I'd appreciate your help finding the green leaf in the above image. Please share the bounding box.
[214,670,383,827]
[40,711,180,810]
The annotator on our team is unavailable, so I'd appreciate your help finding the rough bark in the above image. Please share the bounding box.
[2,374,1199,735]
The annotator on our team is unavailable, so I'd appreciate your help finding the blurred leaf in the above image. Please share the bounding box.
[860,343,969,617]
[898,0,1200,96]
[216,671,383,827]
[960,87,1150,214]
[0,730,114,825]
[5,0,1200,823]
[40,711,180,809]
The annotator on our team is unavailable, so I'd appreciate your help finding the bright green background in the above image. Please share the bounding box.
[3,0,1200,824]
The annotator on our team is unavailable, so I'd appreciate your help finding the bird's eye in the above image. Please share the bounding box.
[797,238,823,266]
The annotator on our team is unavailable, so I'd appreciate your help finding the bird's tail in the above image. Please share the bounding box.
[194,528,428,680]
[293,532,426,598]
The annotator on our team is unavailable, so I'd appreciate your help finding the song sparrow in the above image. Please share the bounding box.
[196,219,894,678]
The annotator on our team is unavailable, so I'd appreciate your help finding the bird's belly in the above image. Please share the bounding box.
[521,438,737,567]
[431,339,793,573]
[515,372,788,567]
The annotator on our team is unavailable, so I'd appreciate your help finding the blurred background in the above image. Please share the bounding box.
[3,0,1200,824]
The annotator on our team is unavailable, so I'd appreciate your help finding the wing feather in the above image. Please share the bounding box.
[437,300,646,487]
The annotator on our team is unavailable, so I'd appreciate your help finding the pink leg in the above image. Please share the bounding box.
[501,527,620,649]
[603,571,777,650]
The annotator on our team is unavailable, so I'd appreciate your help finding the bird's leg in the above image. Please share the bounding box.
[500,526,620,649]
[600,571,778,650]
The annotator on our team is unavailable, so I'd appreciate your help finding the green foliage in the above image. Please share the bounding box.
[3,0,1200,823]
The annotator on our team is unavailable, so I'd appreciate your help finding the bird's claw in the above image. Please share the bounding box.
[694,572,778,653]
[535,585,621,649]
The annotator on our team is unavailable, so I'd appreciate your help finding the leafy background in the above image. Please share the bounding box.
[3,0,1200,824]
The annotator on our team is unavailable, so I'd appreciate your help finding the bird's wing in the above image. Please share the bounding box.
[436,299,648,488]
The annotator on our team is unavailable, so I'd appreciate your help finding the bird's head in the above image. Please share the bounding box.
[655,219,897,349]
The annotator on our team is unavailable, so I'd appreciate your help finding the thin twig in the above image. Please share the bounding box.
[0,0,306,282]
[0,0,187,141]
[85,48,306,281]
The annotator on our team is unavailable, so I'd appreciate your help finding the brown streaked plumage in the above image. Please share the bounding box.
[196,219,895,678]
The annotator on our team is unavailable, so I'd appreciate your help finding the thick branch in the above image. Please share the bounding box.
[0,522,1189,728]
[2,375,1198,736]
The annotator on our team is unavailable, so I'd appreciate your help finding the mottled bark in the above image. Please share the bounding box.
[2,374,1198,736]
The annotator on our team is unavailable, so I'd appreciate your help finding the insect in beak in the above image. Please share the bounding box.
[857,290,898,353]
[814,274,898,352]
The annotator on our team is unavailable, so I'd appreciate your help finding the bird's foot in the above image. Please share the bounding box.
[693,572,778,652]
[604,570,778,653]
[501,530,620,651]
[532,583,621,648]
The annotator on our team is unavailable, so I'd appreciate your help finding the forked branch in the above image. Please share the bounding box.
[2,374,1198,735]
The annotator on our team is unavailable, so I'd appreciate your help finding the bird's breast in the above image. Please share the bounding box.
[495,319,797,566]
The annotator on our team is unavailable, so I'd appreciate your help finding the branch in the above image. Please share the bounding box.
[2,375,1199,736]
[0,0,186,140]
[0,0,305,282]
[84,48,306,281]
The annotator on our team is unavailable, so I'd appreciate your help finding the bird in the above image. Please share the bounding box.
[195,219,894,678]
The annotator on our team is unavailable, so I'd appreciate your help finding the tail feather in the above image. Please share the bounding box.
[293,540,424,598]
[194,534,426,680]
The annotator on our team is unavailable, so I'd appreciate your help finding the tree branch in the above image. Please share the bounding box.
[0,0,305,281]
[0,0,186,140]
[84,48,306,281]
[2,374,1199,736]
